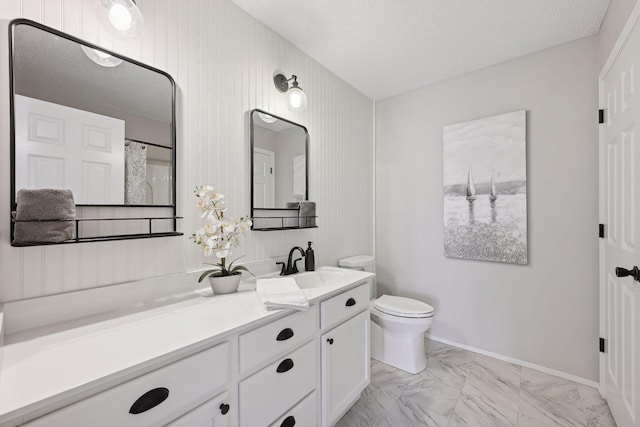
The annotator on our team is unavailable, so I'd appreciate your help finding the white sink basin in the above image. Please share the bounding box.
[293,267,351,289]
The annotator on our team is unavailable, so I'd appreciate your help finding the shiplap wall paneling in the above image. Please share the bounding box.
[0,0,373,303]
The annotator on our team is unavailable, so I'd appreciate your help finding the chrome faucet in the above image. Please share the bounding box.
[280,246,306,275]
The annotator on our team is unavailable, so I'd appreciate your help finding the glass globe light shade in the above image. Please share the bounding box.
[81,45,123,67]
[98,0,144,39]
[109,4,133,31]
[258,112,277,124]
[288,86,307,111]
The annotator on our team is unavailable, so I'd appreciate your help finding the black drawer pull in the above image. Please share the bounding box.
[276,328,294,341]
[327,338,334,345]
[129,387,169,414]
[281,415,296,427]
[346,297,356,307]
[219,403,230,415]
[276,358,294,373]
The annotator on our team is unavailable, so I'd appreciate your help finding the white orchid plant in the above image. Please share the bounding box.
[190,185,253,282]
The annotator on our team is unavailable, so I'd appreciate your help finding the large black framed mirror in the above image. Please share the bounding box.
[250,109,312,230]
[10,19,176,207]
[9,19,179,244]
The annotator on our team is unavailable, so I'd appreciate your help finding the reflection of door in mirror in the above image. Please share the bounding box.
[14,95,125,204]
[252,112,307,208]
[253,148,275,208]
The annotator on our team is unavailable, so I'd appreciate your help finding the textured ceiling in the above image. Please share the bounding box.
[232,0,610,100]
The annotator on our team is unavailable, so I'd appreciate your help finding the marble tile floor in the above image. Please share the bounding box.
[336,339,616,427]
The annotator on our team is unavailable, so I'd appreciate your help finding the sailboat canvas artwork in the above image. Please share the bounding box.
[443,110,527,265]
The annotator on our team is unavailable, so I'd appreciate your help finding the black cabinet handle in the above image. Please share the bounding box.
[327,338,334,345]
[281,415,296,427]
[129,387,169,414]
[276,328,294,341]
[346,297,356,307]
[219,403,230,415]
[276,358,294,373]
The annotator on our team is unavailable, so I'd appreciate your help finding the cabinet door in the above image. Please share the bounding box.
[165,392,231,427]
[321,310,370,427]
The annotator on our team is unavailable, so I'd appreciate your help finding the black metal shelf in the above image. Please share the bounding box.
[253,225,318,231]
[11,216,182,246]
[251,215,317,231]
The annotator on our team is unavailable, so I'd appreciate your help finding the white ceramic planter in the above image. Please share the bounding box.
[208,273,242,294]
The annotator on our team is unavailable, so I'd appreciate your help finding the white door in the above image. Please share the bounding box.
[253,148,275,208]
[14,95,125,204]
[600,3,640,426]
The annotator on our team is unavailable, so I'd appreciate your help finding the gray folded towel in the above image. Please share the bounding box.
[13,189,76,244]
[299,201,316,227]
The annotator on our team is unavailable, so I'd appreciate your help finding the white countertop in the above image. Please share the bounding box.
[0,266,373,424]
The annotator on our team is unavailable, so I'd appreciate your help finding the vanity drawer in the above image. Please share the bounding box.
[321,282,369,330]
[239,340,316,427]
[239,305,318,375]
[165,391,231,427]
[269,391,317,427]
[24,342,230,427]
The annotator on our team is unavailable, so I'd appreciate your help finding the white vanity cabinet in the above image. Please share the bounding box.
[22,342,231,427]
[0,268,374,427]
[320,283,371,427]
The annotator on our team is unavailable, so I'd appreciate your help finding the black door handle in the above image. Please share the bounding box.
[276,328,294,341]
[616,266,640,281]
[281,415,296,427]
[345,297,356,307]
[219,403,230,415]
[327,338,334,345]
[276,358,294,373]
[129,387,169,414]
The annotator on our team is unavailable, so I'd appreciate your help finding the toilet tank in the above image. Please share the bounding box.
[339,255,375,272]
[339,255,376,298]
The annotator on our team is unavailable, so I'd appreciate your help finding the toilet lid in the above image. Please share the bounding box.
[373,295,434,318]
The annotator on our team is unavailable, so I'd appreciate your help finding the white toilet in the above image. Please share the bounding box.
[339,255,434,374]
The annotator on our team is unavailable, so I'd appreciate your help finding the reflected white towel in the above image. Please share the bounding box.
[256,278,309,311]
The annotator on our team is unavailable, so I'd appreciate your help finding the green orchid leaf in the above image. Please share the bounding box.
[231,265,254,276]
[198,268,220,282]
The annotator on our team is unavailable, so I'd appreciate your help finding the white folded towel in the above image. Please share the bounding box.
[256,278,309,311]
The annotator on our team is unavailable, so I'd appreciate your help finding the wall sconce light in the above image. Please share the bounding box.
[274,73,307,111]
[97,0,144,39]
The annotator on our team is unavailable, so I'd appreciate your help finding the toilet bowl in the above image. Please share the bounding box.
[338,256,435,374]
[370,295,434,374]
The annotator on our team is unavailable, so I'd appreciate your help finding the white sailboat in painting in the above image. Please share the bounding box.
[489,173,497,202]
[466,166,476,201]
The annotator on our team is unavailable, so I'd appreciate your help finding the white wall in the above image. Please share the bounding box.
[0,0,374,302]
[598,0,638,68]
[375,36,600,381]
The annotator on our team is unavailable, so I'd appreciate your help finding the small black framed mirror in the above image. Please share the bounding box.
[250,109,313,230]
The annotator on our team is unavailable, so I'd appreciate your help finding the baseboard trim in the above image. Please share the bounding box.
[425,334,599,389]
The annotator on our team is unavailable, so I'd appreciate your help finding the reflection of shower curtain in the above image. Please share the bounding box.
[125,140,147,204]
[293,155,305,200]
